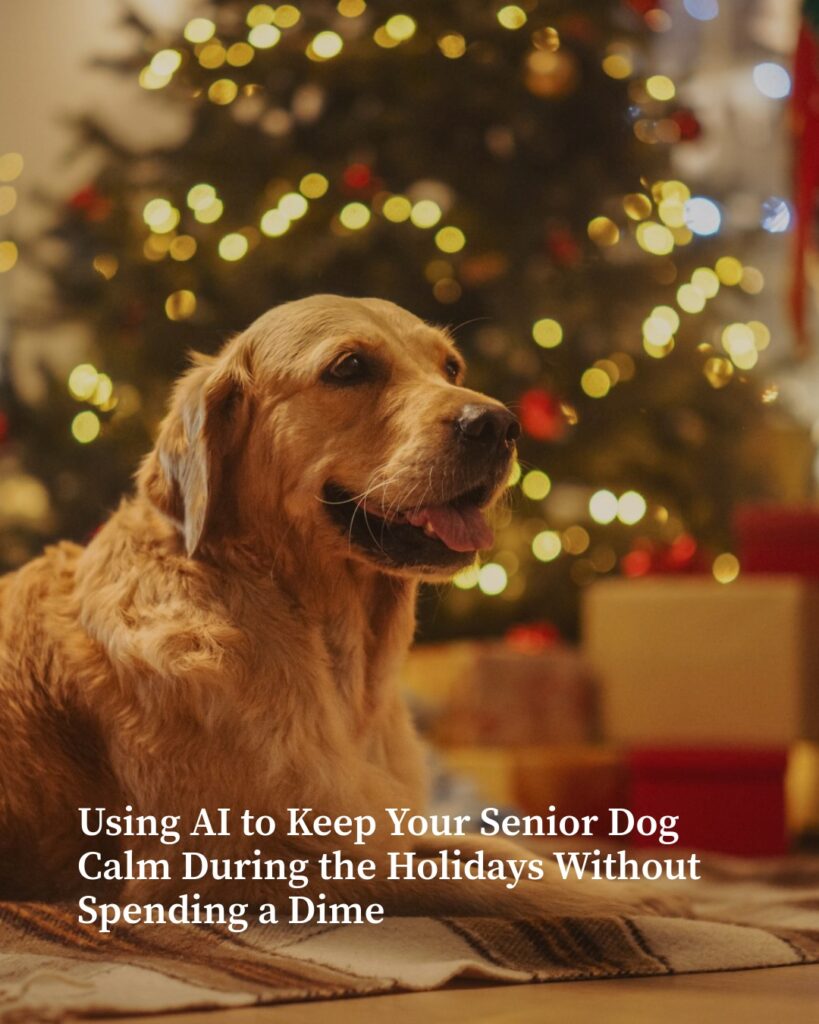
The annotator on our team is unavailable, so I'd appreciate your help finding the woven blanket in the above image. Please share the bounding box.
[1,858,817,1021]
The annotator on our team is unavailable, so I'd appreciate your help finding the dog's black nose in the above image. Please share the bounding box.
[456,404,520,447]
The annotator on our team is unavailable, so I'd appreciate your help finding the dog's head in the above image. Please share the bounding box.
[138,295,518,578]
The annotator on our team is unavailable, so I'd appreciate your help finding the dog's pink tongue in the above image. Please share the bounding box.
[406,504,494,552]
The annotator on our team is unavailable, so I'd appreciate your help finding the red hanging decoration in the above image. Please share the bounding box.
[520,387,566,441]
[547,226,581,267]
[505,621,561,651]
[790,8,819,352]
[343,163,372,190]
[68,185,112,222]
[671,109,702,142]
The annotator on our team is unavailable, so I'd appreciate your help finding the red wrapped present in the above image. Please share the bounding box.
[735,504,819,578]
[627,747,788,857]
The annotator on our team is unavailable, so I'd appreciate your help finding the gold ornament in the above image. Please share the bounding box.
[525,50,577,99]
[703,356,733,389]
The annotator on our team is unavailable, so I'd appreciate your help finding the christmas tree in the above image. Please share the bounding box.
[1,0,780,638]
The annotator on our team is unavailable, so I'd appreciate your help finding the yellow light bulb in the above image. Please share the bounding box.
[587,216,620,246]
[532,318,563,348]
[338,0,367,16]
[0,153,23,182]
[279,192,308,219]
[410,199,442,228]
[198,43,226,69]
[581,368,611,399]
[642,316,673,345]
[143,198,172,227]
[636,221,674,255]
[478,563,508,595]
[169,235,197,261]
[438,32,466,58]
[589,490,618,525]
[309,31,343,59]
[208,79,238,105]
[339,202,371,230]
[68,364,99,400]
[226,42,255,67]
[532,531,562,562]
[623,192,652,220]
[385,14,416,41]
[602,54,632,79]
[273,5,301,28]
[186,183,216,210]
[646,75,676,101]
[194,198,224,223]
[617,491,646,525]
[0,240,18,273]
[248,24,281,48]
[247,3,275,26]
[260,209,290,237]
[453,564,480,589]
[299,173,329,198]
[660,180,690,202]
[184,18,216,43]
[435,226,466,253]
[713,552,740,584]
[382,195,412,222]
[218,233,249,261]
[691,267,720,298]
[748,320,771,351]
[72,411,101,444]
[715,256,742,286]
[677,283,706,313]
[643,337,675,359]
[497,5,527,29]
[165,289,197,320]
[522,470,551,501]
[150,50,181,76]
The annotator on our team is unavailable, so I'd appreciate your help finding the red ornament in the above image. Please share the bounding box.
[621,548,652,577]
[68,185,112,222]
[627,0,657,14]
[672,109,702,142]
[622,534,704,578]
[520,388,566,441]
[547,226,581,267]
[343,163,372,190]
[665,533,698,570]
[505,621,561,651]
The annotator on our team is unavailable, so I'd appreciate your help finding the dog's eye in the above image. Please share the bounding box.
[324,353,370,385]
[444,358,461,383]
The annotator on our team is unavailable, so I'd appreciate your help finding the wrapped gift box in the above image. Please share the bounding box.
[402,640,597,747]
[583,577,819,745]
[440,745,628,822]
[735,504,819,578]
[628,747,788,857]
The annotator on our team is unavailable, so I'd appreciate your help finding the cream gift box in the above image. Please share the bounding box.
[582,576,819,745]
[401,640,597,747]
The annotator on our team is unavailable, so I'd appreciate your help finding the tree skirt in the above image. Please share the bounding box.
[0,858,817,1021]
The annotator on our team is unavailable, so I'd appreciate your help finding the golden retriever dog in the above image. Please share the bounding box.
[0,295,660,919]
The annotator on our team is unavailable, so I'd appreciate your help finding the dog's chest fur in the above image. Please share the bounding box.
[0,498,427,897]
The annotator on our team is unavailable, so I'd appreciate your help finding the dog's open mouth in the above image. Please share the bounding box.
[322,480,495,569]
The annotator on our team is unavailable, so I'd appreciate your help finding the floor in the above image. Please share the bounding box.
[111,964,819,1024]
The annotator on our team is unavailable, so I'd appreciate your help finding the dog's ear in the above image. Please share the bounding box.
[138,350,252,557]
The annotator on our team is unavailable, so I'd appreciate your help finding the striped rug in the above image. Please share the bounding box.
[0,858,817,1020]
